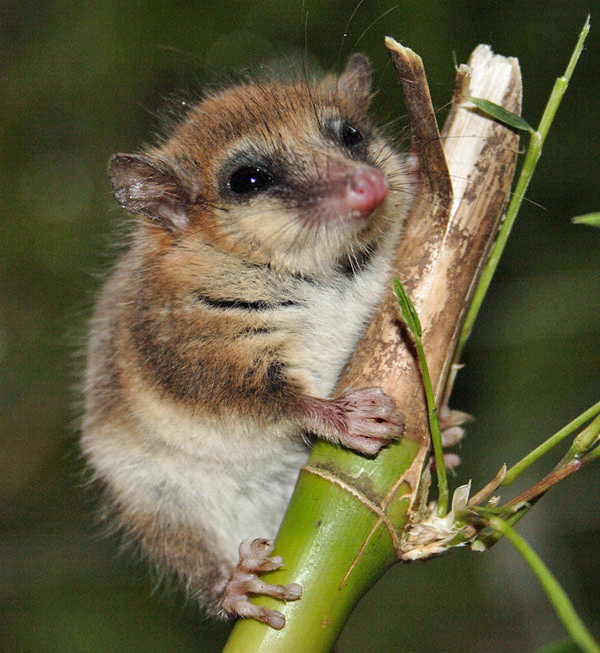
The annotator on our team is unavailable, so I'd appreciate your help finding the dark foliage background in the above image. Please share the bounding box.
[1,1,598,651]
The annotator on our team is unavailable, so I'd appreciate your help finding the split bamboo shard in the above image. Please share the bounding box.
[340,40,522,453]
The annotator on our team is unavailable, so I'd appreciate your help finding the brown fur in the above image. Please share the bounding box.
[82,53,415,620]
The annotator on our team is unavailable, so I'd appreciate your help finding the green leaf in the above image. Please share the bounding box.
[572,212,600,228]
[393,278,422,336]
[468,97,534,132]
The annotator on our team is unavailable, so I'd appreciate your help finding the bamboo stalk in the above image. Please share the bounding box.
[224,40,522,652]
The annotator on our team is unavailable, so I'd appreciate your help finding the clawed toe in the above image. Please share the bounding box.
[437,406,471,469]
[233,600,287,630]
[221,538,302,629]
[441,425,465,448]
[334,386,405,454]
[237,538,283,573]
[443,453,461,473]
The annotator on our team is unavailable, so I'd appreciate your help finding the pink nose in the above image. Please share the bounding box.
[346,168,389,216]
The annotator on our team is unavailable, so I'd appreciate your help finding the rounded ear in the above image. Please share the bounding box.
[109,153,190,230]
[336,53,373,115]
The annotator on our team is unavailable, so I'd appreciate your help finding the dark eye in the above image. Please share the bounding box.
[228,166,274,194]
[341,122,363,148]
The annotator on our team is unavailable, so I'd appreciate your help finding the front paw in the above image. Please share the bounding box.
[221,538,301,630]
[332,387,405,455]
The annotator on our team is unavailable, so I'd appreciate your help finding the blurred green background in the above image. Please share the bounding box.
[1,1,598,651]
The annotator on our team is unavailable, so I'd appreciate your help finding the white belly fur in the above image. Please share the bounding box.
[292,250,393,397]
[84,250,394,567]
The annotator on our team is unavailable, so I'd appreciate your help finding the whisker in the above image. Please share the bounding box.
[353,5,399,49]
[336,0,367,68]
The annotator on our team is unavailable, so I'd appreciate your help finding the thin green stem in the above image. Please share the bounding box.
[503,400,600,486]
[393,278,448,516]
[414,337,448,516]
[453,16,590,363]
[538,14,590,139]
[477,434,599,550]
[506,460,582,509]
[489,517,599,653]
[563,15,590,79]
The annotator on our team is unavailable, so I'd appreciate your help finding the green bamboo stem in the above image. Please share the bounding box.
[505,415,600,510]
[475,410,600,550]
[223,438,422,652]
[502,399,600,486]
